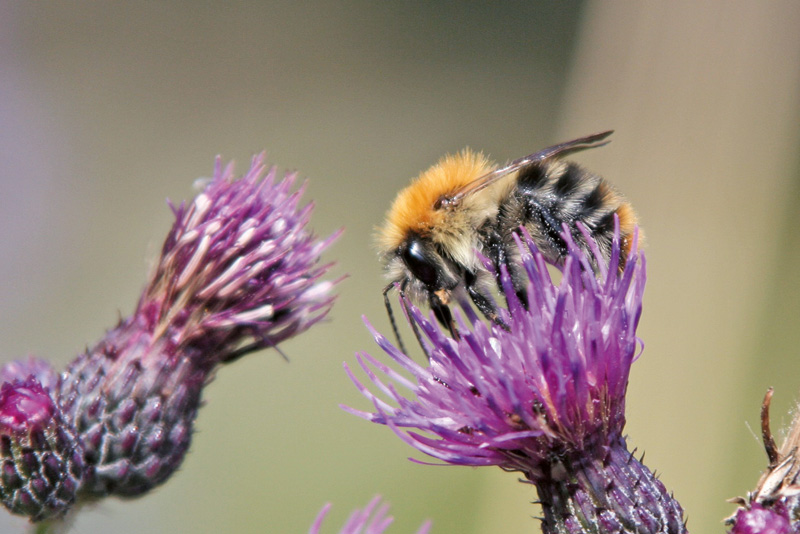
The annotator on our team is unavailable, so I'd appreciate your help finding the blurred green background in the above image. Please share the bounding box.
[2,2,800,532]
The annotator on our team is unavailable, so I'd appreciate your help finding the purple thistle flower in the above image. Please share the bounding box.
[345,222,687,534]
[136,153,339,360]
[310,496,432,534]
[0,373,84,522]
[0,152,340,511]
[54,154,339,499]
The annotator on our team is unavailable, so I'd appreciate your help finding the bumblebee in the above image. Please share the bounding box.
[379,131,641,351]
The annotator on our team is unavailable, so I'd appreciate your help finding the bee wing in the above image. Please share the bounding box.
[442,130,614,207]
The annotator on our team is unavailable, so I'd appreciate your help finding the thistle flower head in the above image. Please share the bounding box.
[345,223,687,533]
[310,496,431,534]
[345,224,644,476]
[138,153,339,362]
[53,154,338,499]
[0,376,84,522]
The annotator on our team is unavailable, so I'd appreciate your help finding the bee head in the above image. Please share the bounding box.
[401,237,440,288]
[383,233,460,306]
[382,233,464,357]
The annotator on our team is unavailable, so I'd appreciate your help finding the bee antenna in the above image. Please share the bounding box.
[384,281,435,361]
[383,282,409,356]
[400,290,434,361]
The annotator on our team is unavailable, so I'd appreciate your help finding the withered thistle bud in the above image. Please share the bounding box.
[727,389,800,533]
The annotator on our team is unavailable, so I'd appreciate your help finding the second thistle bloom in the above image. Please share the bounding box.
[346,224,687,534]
[56,154,338,498]
[136,155,339,357]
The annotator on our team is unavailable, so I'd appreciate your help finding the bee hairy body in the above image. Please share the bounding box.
[493,158,637,292]
[379,132,640,348]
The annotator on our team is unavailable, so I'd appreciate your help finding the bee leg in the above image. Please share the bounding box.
[479,225,528,312]
[383,282,409,356]
[389,281,436,361]
[464,272,509,331]
[430,293,460,340]
[528,200,569,260]
[497,232,533,310]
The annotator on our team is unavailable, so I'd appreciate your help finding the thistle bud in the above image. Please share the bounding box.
[0,376,84,522]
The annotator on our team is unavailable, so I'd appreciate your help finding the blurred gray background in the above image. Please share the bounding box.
[2,2,800,532]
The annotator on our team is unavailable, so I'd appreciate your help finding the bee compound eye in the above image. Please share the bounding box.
[402,241,439,287]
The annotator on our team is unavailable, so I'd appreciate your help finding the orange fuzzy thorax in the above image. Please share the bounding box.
[617,202,645,257]
[379,149,495,251]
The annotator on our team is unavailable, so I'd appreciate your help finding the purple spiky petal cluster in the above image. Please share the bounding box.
[138,153,340,360]
[0,154,337,521]
[345,227,642,472]
[345,224,687,534]
[310,496,431,534]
